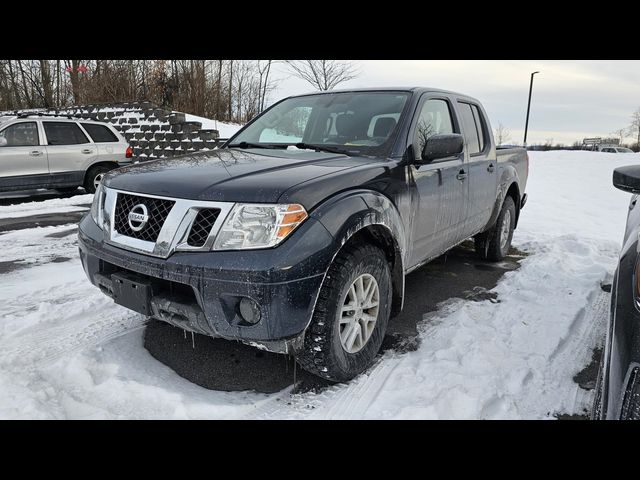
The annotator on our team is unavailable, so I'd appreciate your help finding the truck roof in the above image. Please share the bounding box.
[288,86,481,104]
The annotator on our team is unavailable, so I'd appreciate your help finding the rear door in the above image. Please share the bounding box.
[43,121,98,184]
[0,121,48,190]
[407,95,467,267]
[80,122,126,162]
[455,102,496,235]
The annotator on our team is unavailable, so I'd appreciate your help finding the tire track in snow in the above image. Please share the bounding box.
[305,357,401,419]
[239,355,402,419]
[546,285,609,416]
[0,293,147,370]
[0,259,147,372]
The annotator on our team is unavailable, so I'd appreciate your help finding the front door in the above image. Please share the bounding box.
[42,121,97,183]
[0,121,48,190]
[408,96,468,268]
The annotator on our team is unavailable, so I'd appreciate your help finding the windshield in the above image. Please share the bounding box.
[227,91,411,155]
[617,148,633,153]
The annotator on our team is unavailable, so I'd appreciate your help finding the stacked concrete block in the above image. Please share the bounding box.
[1,101,225,160]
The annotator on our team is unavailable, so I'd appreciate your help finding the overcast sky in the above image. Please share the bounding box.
[267,60,640,146]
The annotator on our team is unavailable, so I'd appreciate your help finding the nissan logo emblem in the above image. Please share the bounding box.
[128,204,149,232]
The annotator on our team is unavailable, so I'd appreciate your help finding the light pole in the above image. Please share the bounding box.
[523,71,540,147]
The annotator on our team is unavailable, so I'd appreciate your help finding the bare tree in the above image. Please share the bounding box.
[256,60,275,113]
[0,59,281,125]
[629,108,640,148]
[286,60,358,91]
[611,128,627,145]
[228,60,233,120]
[494,123,511,145]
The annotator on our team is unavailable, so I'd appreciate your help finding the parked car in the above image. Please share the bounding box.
[599,146,635,153]
[0,114,133,194]
[593,165,640,419]
[78,88,529,382]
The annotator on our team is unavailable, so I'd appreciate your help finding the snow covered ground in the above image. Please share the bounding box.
[0,151,635,419]
[0,194,92,219]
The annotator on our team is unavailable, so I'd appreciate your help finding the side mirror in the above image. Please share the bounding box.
[0,137,7,147]
[613,165,640,193]
[420,134,464,163]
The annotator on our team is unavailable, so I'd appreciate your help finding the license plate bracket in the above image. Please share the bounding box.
[111,272,153,315]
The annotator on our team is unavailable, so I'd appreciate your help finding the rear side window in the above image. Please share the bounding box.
[458,103,481,154]
[43,122,89,145]
[81,123,119,143]
[0,122,39,146]
[470,105,486,151]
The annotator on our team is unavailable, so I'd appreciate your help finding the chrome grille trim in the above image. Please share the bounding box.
[103,187,235,258]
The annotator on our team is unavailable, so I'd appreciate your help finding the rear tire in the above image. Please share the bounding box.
[475,196,516,262]
[296,243,392,382]
[84,165,112,194]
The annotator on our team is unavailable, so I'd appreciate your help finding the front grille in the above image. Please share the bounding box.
[187,208,220,247]
[113,193,175,242]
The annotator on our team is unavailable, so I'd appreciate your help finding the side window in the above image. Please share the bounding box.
[457,103,481,154]
[414,99,454,155]
[0,122,39,147]
[43,122,89,146]
[470,104,486,151]
[81,123,118,143]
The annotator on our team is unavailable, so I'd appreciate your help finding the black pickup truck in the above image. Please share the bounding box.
[78,88,528,382]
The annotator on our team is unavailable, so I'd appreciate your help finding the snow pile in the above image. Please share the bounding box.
[184,114,243,139]
[0,150,636,418]
[0,194,92,220]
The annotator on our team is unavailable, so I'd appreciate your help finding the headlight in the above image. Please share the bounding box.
[90,184,105,229]
[213,203,308,250]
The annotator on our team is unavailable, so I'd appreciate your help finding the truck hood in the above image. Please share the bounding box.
[104,148,373,204]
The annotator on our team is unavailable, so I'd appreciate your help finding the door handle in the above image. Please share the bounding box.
[456,169,468,181]
[487,163,495,173]
[81,149,93,154]
[29,150,43,157]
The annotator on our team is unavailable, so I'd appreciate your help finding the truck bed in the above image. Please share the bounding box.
[496,146,529,199]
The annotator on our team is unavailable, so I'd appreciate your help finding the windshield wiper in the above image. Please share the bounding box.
[294,143,353,156]
[227,141,284,150]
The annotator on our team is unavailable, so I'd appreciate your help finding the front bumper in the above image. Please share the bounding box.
[78,213,335,353]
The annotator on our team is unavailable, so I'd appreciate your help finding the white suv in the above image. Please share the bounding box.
[599,146,635,153]
[0,114,133,194]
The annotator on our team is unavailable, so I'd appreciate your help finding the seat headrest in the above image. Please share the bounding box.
[335,113,358,136]
[373,117,397,138]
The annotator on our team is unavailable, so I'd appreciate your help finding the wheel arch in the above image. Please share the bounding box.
[482,179,522,234]
[311,189,407,317]
[83,161,119,185]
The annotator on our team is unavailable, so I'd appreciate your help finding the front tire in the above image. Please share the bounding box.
[296,243,392,382]
[84,165,112,194]
[475,196,516,262]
